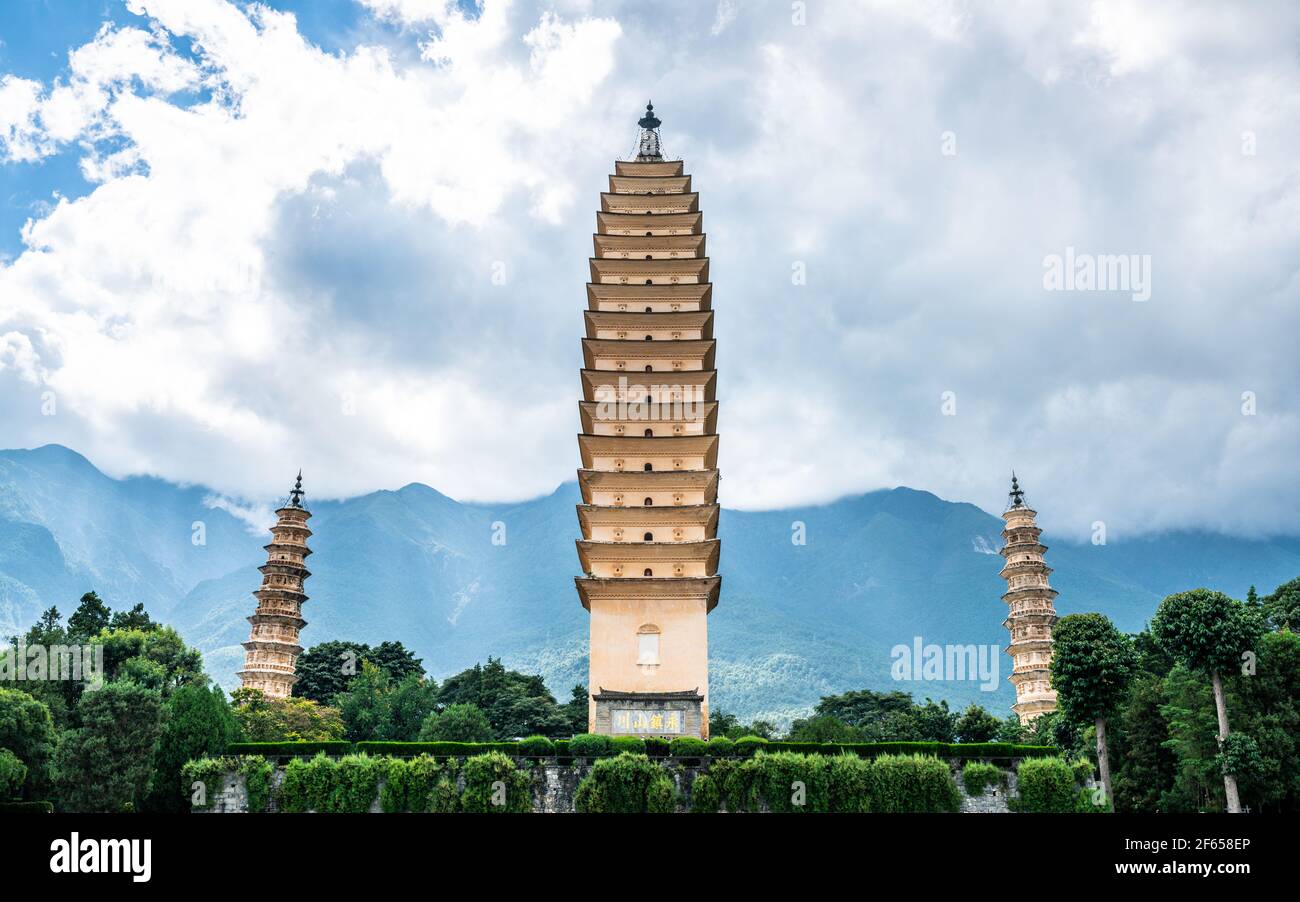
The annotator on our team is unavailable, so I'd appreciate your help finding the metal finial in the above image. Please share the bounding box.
[1008,471,1025,508]
[289,470,305,508]
[638,100,661,130]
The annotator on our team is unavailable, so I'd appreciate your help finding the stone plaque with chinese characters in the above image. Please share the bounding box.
[612,708,684,734]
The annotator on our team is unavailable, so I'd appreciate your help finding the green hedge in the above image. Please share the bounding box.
[222,738,1056,760]
[228,741,353,757]
[0,801,53,813]
[355,741,516,757]
[1012,757,1084,813]
[574,753,676,813]
[699,751,961,813]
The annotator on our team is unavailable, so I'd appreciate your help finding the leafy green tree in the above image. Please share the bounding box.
[0,748,26,800]
[814,688,914,730]
[709,709,741,738]
[436,658,571,738]
[1151,589,1264,813]
[6,608,73,728]
[383,674,440,742]
[55,682,163,812]
[1110,675,1177,812]
[98,625,204,697]
[292,640,425,705]
[146,683,238,812]
[1159,664,1224,811]
[365,641,424,684]
[67,591,112,642]
[230,687,345,741]
[563,684,588,736]
[1262,577,1300,630]
[0,687,56,800]
[994,713,1024,743]
[787,714,864,743]
[335,662,391,742]
[419,702,493,742]
[1232,628,1300,811]
[913,699,957,742]
[293,640,370,704]
[954,704,1002,743]
[1051,613,1136,807]
[109,602,155,632]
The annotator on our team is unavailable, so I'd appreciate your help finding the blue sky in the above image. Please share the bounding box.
[1,0,1298,539]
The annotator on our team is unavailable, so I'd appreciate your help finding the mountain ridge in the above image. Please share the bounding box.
[3,443,1299,724]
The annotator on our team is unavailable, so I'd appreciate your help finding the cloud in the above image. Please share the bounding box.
[0,0,1298,541]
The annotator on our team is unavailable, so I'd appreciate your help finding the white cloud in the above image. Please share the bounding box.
[0,0,1298,540]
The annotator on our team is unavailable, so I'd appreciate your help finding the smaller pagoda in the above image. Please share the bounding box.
[236,472,313,699]
[999,473,1059,723]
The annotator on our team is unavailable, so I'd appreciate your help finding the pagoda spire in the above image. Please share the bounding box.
[997,473,1059,724]
[635,101,664,161]
[236,472,314,699]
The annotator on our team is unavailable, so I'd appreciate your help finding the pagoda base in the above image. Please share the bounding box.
[592,689,705,738]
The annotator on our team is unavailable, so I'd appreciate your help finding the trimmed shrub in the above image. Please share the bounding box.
[227,741,351,757]
[734,735,770,757]
[333,754,383,813]
[574,753,677,813]
[668,736,708,757]
[0,748,27,800]
[380,755,443,813]
[871,754,962,813]
[961,761,1002,796]
[180,757,234,810]
[239,756,274,813]
[706,736,734,757]
[516,735,556,757]
[688,773,719,812]
[611,735,646,754]
[461,751,531,813]
[355,741,515,756]
[568,734,614,758]
[644,737,670,757]
[0,800,53,813]
[278,753,336,813]
[1014,757,1078,813]
[553,739,570,757]
[826,753,874,813]
[750,751,830,813]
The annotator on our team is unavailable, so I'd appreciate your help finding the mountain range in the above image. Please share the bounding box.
[3,444,1299,724]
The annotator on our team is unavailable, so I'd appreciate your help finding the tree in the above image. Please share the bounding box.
[1262,577,1300,630]
[709,709,741,738]
[293,640,371,704]
[1110,676,1177,812]
[436,658,572,739]
[98,625,205,697]
[1150,589,1265,813]
[109,602,154,632]
[292,640,426,705]
[0,687,56,800]
[814,688,915,729]
[562,684,588,736]
[230,688,345,742]
[419,703,493,742]
[67,591,112,642]
[786,714,864,743]
[383,675,440,742]
[913,699,957,742]
[335,662,392,742]
[1232,628,1300,811]
[365,641,424,684]
[955,704,1003,743]
[146,683,238,812]
[1051,613,1136,807]
[55,682,163,812]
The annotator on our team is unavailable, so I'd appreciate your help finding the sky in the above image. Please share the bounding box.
[0,0,1298,540]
